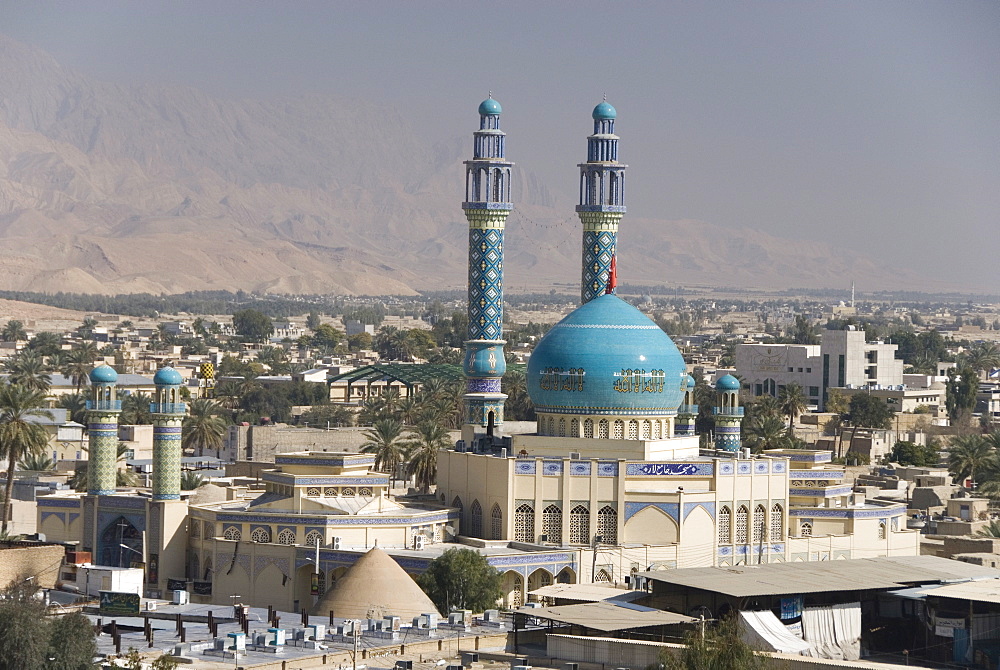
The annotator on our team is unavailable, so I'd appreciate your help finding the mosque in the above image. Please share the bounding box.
[37,98,919,613]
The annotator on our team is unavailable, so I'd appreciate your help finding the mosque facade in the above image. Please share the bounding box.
[38,98,918,613]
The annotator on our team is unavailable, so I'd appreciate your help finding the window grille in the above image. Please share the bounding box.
[770,504,783,542]
[718,506,732,544]
[250,527,271,543]
[491,504,503,540]
[277,529,296,545]
[570,505,589,544]
[470,500,483,538]
[598,505,617,545]
[542,504,562,544]
[736,506,749,544]
[514,504,534,543]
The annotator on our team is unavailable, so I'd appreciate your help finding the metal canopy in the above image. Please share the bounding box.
[516,601,696,632]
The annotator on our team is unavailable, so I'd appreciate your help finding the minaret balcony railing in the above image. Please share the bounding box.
[677,404,699,415]
[713,406,745,416]
[150,402,187,414]
[86,399,122,411]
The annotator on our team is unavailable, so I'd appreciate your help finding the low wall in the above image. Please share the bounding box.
[546,634,914,670]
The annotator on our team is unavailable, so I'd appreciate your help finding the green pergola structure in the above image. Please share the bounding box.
[326,362,525,400]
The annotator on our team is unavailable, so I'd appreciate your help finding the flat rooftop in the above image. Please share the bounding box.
[637,555,1000,598]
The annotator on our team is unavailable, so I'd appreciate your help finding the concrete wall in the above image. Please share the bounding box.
[0,543,63,590]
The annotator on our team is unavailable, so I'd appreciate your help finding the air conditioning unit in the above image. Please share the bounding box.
[173,589,189,605]
[414,535,425,550]
[570,452,581,460]
[331,536,342,550]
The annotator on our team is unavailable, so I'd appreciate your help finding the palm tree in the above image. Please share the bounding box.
[976,519,1000,538]
[404,421,452,493]
[743,414,792,453]
[964,342,1000,378]
[778,383,808,436]
[395,396,422,426]
[5,352,51,393]
[182,399,228,457]
[120,392,153,425]
[0,384,53,533]
[26,331,61,357]
[17,453,54,472]
[358,396,388,426]
[1,320,27,342]
[63,349,93,394]
[58,393,88,426]
[360,417,407,487]
[180,471,206,490]
[948,435,994,488]
[69,442,139,491]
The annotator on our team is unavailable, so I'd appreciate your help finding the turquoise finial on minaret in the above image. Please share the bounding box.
[86,364,121,495]
[462,97,513,432]
[713,374,744,451]
[151,366,186,500]
[578,99,627,304]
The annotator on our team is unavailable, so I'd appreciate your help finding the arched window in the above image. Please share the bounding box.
[718,506,732,544]
[558,418,566,437]
[514,504,534,543]
[223,526,241,542]
[305,530,324,547]
[735,506,749,544]
[204,521,214,538]
[452,496,463,517]
[628,421,638,440]
[315,570,327,597]
[770,504,783,542]
[584,419,594,438]
[641,421,651,439]
[359,487,373,497]
[570,505,589,544]
[878,521,886,540]
[753,505,767,544]
[542,504,562,545]
[470,500,483,538]
[613,420,624,439]
[800,522,813,537]
[598,505,617,545]
[250,527,271,543]
[598,420,609,439]
[570,419,579,437]
[190,519,201,539]
[277,529,296,545]
[306,487,320,497]
[595,568,612,583]
[491,504,503,540]
[190,554,199,581]
[203,557,213,581]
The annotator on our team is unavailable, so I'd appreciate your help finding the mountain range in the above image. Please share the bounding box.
[0,35,923,296]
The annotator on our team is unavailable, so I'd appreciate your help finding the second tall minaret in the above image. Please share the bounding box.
[462,97,513,435]
[577,99,628,304]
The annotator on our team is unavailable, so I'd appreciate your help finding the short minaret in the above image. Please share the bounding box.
[462,96,513,435]
[86,365,121,496]
[151,367,186,500]
[577,98,628,304]
[713,374,743,451]
[675,375,698,436]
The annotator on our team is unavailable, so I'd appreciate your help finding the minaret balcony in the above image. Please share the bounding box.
[150,402,187,414]
[677,404,699,415]
[86,399,122,411]
[713,406,745,417]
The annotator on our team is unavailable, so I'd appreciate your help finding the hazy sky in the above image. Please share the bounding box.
[3,1,998,289]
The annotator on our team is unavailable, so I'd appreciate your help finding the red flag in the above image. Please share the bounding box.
[606,255,617,294]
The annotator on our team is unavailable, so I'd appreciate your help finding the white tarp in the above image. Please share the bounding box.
[801,602,861,661]
[738,610,812,655]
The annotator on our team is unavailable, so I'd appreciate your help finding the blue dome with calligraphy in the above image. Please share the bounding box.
[527,294,687,416]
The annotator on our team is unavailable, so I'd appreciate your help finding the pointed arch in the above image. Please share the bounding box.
[598,419,609,439]
[718,506,732,544]
[542,504,562,544]
[584,419,594,438]
[800,521,813,537]
[878,520,886,540]
[770,504,783,542]
[491,503,503,540]
[597,505,617,545]
[735,506,749,544]
[570,505,590,545]
[753,505,767,544]
[470,499,483,538]
[514,503,534,543]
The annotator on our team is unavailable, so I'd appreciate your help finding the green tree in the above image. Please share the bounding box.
[661,613,769,670]
[847,393,894,430]
[62,348,94,394]
[948,434,994,487]
[299,404,354,428]
[0,577,50,670]
[5,352,51,393]
[180,471,206,491]
[947,366,979,423]
[743,415,792,453]
[361,418,407,486]
[789,314,820,345]
[0,385,52,534]
[120,392,153,425]
[778,383,807,435]
[964,342,1000,377]
[404,421,451,493]
[58,393,88,427]
[889,441,939,467]
[347,332,373,352]
[26,331,61,358]
[17,453,53,472]
[182,399,228,457]
[0,320,26,342]
[46,611,98,670]
[311,324,344,350]
[306,312,322,331]
[976,520,1000,538]
[417,547,502,615]
[232,309,273,343]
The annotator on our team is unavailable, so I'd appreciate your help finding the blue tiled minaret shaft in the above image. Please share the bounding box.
[86,365,121,496]
[462,97,513,430]
[151,367,186,500]
[675,375,698,437]
[578,100,628,304]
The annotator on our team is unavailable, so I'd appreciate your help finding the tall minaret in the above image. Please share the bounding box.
[151,366,186,500]
[86,364,121,495]
[578,98,628,304]
[462,96,513,436]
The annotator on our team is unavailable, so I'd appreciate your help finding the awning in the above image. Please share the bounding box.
[739,610,812,655]
[516,601,696,632]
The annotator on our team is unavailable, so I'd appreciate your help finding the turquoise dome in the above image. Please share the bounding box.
[686,375,696,389]
[154,366,183,386]
[89,364,118,384]
[716,374,740,391]
[592,101,617,120]
[478,97,502,116]
[527,294,687,415]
